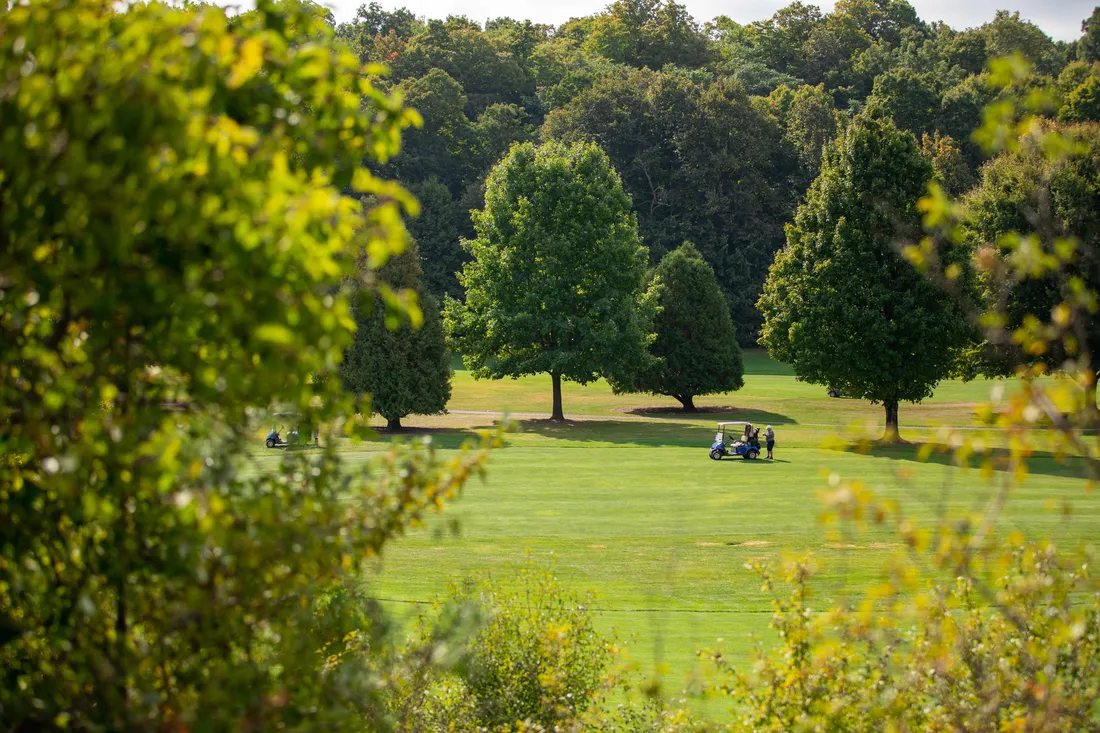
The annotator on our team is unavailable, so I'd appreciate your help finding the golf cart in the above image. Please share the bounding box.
[265,425,300,448]
[265,411,301,449]
[709,421,761,461]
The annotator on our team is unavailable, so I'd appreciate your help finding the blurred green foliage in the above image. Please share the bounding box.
[0,0,499,729]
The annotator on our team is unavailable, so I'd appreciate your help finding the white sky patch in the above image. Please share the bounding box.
[211,0,1090,42]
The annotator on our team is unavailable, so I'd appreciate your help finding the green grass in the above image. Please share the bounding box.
[253,351,1096,689]
[445,349,1027,428]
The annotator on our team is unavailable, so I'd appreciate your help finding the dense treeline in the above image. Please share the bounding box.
[332,0,1096,343]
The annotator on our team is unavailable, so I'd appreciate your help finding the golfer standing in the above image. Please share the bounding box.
[765,425,775,459]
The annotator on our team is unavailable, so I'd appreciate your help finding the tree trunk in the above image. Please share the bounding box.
[551,371,564,421]
[677,394,696,411]
[387,416,402,430]
[1087,372,1098,416]
[883,399,901,443]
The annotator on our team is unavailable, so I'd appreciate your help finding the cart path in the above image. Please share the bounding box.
[447,408,1011,431]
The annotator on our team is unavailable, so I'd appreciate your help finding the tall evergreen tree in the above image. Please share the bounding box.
[758,112,970,441]
[611,242,744,410]
[342,242,452,429]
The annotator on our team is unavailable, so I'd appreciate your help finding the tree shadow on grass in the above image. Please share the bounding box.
[518,418,713,448]
[363,426,487,450]
[709,457,788,467]
[618,405,796,424]
[836,441,1093,480]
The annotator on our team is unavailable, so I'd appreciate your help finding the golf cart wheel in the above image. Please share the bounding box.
[745,449,759,460]
[265,438,277,448]
[709,449,723,461]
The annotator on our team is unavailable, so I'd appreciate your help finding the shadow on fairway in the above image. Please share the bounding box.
[837,442,1092,480]
[519,418,709,447]
[367,427,487,450]
[710,457,785,465]
[619,405,796,424]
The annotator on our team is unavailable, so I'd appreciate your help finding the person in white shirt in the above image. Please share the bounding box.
[764,425,775,459]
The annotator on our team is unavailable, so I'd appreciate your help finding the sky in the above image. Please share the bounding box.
[300,0,1093,42]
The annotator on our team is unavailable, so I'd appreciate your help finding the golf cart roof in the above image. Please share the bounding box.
[717,421,752,427]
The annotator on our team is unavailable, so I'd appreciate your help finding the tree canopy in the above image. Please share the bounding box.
[329,0,1087,335]
[445,141,654,420]
[961,120,1100,398]
[758,112,971,440]
[0,1,493,728]
[544,68,797,342]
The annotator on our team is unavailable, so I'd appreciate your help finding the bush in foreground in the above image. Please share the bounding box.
[0,2,497,729]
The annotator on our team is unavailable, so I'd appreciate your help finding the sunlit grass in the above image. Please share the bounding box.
[248,351,1094,688]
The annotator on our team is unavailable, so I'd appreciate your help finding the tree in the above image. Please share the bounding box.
[0,1,494,730]
[920,131,976,195]
[445,142,653,421]
[469,102,535,176]
[764,82,839,179]
[866,66,941,136]
[981,10,1062,76]
[943,28,989,75]
[342,243,452,430]
[1060,73,1100,122]
[529,36,615,113]
[337,1,420,43]
[1081,7,1100,63]
[406,178,465,296]
[802,11,873,89]
[583,0,712,70]
[392,68,471,192]
[962,120,1100,404]
[748,2,824,78]
[392,19,532,116]
[544,69,797,342]
[833,0,924,47]
[758,113,970,441]
[938,72,998,166]
[611,243,744,410]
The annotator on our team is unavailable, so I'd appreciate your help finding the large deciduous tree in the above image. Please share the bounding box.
[611,242,744,410]
[866,66,941,136]
[392,68,471,192]
[342,242,452,430]
[445,142,654,421]
[758,112,970,441]
[582,0,713,70]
